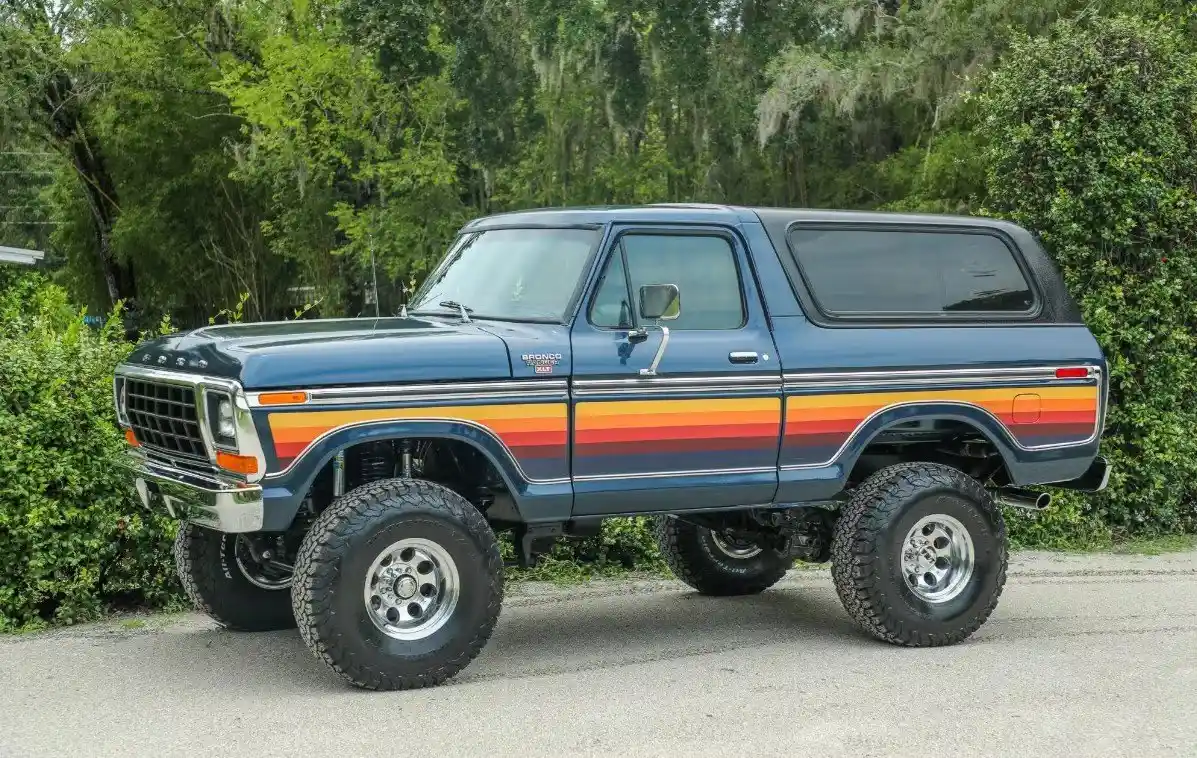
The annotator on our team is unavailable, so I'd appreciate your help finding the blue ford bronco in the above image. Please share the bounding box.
[114,204,1110,690]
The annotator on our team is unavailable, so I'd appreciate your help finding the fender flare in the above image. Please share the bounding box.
[259,419,556,529]
[831,401,1037,477]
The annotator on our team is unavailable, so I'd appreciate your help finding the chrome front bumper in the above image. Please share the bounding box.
[127,452,264,533]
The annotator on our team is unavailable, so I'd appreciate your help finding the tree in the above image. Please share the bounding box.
[979,14,1197,534]
[1,0,134,305]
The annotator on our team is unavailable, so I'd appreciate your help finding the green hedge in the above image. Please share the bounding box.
[0,274,181,631]
[978,14,1197,539]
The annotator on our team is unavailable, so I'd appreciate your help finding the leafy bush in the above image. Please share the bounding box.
[978,14,1197,538]
[0,274,182,631]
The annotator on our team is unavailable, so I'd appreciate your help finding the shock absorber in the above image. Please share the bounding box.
[348,442,396,487]
[401,439,413,478]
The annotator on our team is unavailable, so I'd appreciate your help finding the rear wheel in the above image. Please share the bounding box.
[174,523,297,631]
[830,461,1008,646]
[291,478,503,690]
[654,515,792,596]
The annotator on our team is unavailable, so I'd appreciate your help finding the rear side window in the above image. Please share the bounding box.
[788,227,1035,317]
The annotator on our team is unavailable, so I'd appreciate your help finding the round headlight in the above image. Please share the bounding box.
[217,398,236,440]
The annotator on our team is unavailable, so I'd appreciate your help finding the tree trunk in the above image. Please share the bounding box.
[42,71,135,306]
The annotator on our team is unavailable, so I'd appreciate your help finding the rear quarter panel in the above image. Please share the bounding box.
[742,210,1105,501]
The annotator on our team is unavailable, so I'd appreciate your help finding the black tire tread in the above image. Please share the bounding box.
[173,522,296,632]
[653,516,789,596]
[291,478,503,691]
[830,461,1008,647]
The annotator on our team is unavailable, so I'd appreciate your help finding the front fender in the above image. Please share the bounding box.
[256,419,572,530]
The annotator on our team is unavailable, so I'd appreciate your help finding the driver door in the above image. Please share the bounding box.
[568,224,783,517]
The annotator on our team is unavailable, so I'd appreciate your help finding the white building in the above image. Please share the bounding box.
[0,246,45,265]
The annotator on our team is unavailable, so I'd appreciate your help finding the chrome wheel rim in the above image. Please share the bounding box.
[710,531,763,559]
[901,514,975,603]
[233,535,292,591]
[363,538,460,641]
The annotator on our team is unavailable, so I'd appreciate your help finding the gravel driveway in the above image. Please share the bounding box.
[3,550,1196,757]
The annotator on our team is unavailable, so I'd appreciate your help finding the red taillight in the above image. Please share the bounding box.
[1055,367,1090,379]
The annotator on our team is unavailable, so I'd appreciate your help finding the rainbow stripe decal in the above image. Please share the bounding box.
[266,403,568,480]
[573,397,783,477]
[783,385,1100,466]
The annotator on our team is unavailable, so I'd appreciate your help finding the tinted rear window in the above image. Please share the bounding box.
[787,227,1035,317]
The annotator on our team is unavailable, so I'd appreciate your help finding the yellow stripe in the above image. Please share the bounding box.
[576,397,780,418]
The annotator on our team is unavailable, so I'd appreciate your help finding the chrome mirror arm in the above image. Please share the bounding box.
[639,326,670,377]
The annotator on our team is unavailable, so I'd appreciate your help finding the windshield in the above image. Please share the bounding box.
[409,227,600,322]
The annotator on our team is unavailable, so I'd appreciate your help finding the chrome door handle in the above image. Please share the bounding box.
[728,351,759,364]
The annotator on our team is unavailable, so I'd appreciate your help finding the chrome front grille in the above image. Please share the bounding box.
[125,379,207,460]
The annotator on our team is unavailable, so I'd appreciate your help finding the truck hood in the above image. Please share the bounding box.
[124,317,514,389]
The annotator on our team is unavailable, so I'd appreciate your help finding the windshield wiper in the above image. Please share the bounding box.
[437,300,473,323]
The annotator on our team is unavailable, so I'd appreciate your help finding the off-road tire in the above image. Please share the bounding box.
[291,478,503,691]
[653,515,791,596]
[830,461,1008,646]
[174,522,297,631]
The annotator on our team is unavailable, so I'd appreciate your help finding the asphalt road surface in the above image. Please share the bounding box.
[3,550,1196,757]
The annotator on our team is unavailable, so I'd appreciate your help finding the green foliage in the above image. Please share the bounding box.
[977,14,1197,538]
[503,517,669,582]
[0,274,182,631]
[3,1,1197,629]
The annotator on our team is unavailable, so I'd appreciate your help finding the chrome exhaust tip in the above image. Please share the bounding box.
[991,487,1052,511]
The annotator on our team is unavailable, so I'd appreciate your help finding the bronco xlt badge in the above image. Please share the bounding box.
[522,352,562,374]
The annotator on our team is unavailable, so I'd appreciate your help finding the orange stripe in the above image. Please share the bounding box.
[267,403,568,462]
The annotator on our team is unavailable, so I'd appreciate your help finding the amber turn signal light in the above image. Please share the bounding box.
[216,450,260,475]
[258,391,308,405]
[124,428,140,447]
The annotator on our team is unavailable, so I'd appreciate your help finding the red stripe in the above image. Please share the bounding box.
[1033,409,1097,424]
[274,440,310,460]
[784,418,863,436]
[1014,422,1096,439]
[499,430,568,448]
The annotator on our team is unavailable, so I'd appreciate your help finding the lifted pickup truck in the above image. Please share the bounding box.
[115,204,1109,690]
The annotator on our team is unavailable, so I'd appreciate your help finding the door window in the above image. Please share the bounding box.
[589,233,746,330]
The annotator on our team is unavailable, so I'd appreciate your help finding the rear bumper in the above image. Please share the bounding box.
[125,451,264,533]
[1051,455,1111,493]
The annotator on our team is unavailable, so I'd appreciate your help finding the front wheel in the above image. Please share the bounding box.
[174,523,297,631]
[653,516,792,596]
[830,461,1008,647]
[291,478,503,690]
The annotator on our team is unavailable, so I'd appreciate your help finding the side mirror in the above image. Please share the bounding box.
[638,283,680,321]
